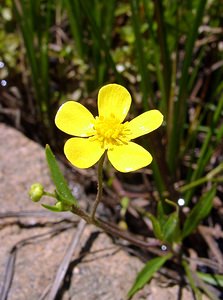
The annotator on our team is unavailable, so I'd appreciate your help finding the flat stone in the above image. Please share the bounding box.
[0,124,205,300]
[0,123,74,299]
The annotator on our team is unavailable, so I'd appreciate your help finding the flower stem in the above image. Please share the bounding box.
[90,152,106,221]
[43,191,57,198]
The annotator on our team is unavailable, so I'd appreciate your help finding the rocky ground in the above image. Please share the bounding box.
[0,123,200,299]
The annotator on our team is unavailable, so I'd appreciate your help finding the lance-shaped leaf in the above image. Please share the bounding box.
[45,145,77,206]
[42,202,71,212]
[147,213,164,241]
[197,271,223,288]
[42,204,62,212]
[182,186,216,238]
[162,211,181,244]
[127,253,172,299]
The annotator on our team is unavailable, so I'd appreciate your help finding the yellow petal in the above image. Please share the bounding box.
[128,110,163,139]
[98,84,131,122]
[64,138,105,168]
[107,142,152,172]
[55,101,95,137]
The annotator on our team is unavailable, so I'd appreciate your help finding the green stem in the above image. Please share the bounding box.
[43,191,57,198]
[182,260,202,300]
[179,162,223,193]
[90,153,106,221]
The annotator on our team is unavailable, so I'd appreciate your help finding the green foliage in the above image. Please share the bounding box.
[3,0,222,298]
[64,0,121,88]
[197,271,223,288]
[148,200,181,244]
[182,186,216,238]
[45,145,77,206]
[182,260,219,300]
[127,253,172,299]
[12,0,53,129]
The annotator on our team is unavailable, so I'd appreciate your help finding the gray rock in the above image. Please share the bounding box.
[0,124,199,300]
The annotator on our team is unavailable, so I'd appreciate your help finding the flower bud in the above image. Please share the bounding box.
[55,202,70,211]
[29,183,44,202]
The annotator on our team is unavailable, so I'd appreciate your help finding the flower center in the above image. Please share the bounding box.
[90,115,131,149]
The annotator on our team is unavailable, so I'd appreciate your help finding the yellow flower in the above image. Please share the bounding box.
[55,84,163,172]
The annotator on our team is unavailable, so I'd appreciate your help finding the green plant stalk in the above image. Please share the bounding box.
[90,153,105,221]
[43,191,56,198]
[182,260,202,300]
[183,259,220,300]
[78,0,122,84]
[130,0,153,110]
[39,0,51,114]
[185,91,223,202]
[64,0,84,58]
[132,0,175,201]
[167,0,207,174]
[179,162,223,193]
[181,66,219,167]
[153,0,171,106]
[196,271,223,288]
[151,160,166,198]
[13,0,53,138]
[143,0,166,113]
[13,0,41,115]
[147,131,180,205]
[89,2,107,87]
[95,0,116,85]
[103,0,116,48]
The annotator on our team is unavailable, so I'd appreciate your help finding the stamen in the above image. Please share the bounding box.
[91,115,131,149]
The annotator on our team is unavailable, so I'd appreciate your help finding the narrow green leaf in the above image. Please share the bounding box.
[162,211,180,243]
[197,271,223,288]
[182,260,202,300]
[157,201,166,225]
[41,204,61,212]
[64,0,84,58]
[182,186,216,238]
[153,0,171,106]
[185,91,223,203]
[78,0,122,83]
[128,253,172,299]
[45,145,77,205]
[147,213,164,241]
[130,0,153,110]
[168,0,208,173]
[183,260,219,300]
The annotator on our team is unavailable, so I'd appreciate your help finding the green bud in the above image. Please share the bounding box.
[55,202,63,211]
[55,202,70,211]
[29,183,44,202]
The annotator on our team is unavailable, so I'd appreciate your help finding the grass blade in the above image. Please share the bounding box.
[153,0,171,106]
[130,0,153,110]
[64,0,84,58]
[167,0,208,174]
[78,0,122,84]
